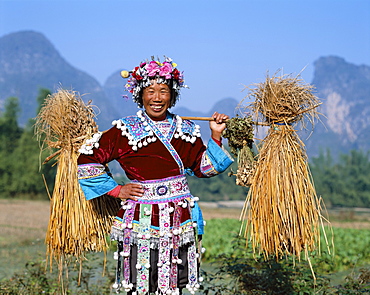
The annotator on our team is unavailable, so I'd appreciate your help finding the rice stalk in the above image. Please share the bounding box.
[242,126,324,258]
[239,72,332,262]
[35,88,120,281]
[249,71,321,128]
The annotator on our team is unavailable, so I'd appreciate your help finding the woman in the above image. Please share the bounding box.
[77,57,233,295]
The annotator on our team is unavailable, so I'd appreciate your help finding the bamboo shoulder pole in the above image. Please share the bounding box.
[180,116,215,121]
[180,116,269,126]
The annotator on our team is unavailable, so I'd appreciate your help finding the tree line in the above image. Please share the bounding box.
[0,90,369,208]
[0,89,55,199]
[310,149,370,208]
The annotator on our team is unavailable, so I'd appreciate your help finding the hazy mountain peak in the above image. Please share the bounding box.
[0,31,108,127]
[1,31,370,157]
[0,30,63,74]
[306,56,370,156]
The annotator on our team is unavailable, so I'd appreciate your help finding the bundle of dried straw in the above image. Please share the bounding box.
[35,89,119,280]
[239,73,331,263]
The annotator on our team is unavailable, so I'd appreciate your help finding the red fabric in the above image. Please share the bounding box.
[78,125,208,181]
[107,185,121,198]
[212,137,222,146]
[77,121,208,224]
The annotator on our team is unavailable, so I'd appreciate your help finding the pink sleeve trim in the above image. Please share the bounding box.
[212,137,222,146]
[107,185,121,198]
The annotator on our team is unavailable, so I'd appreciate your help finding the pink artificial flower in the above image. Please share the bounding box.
[146,61,160,77]
[159,62,173,79]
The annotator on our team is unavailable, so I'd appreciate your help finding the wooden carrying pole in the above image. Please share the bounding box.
[180,116,270,126]
[180,116,216,121]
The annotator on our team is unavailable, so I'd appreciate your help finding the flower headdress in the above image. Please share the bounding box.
[121,56,188,107]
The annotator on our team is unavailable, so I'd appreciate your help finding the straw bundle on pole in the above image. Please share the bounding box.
[239,73,331,262]
[35,88,119,281]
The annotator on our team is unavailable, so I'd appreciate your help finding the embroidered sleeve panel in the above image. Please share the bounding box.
[200,152,219,176]
[77,163,118,200]
[78,163,106,179]
[200,138,234,177]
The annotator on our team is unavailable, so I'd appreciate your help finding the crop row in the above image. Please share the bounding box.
[202,218,370,273]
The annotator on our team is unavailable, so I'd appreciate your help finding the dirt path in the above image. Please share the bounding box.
[0,199,50,246]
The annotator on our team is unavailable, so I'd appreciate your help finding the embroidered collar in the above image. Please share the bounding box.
[112,110,201,151]
[78,111,201,156]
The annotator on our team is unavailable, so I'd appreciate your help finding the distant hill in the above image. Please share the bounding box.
[103,70,139,121]
[0,31,113,128]
[305,56,370,157]
[0,31,238,131]
[1,31,369,158]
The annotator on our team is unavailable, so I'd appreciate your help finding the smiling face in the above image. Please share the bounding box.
[142,80,172,120]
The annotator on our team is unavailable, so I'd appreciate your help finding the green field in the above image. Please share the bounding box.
[1,200,370,294]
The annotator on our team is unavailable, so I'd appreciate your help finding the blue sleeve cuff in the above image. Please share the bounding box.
[78,172,118,200]
[206,138,234,173]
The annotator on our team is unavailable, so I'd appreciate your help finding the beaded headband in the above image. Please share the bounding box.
[121,56,188,106]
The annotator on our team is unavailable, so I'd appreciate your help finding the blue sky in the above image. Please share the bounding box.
[1,0,369,112]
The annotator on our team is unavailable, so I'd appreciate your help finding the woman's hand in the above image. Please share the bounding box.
[209,112,229,141]
[117,183,144,201]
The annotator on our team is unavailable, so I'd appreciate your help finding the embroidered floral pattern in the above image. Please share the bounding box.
[158,203,172,294]
[155,121,172,138]
[112,110,201,153]
[77,164,106,179]
[111,200,136,293]
[110,181,202,294]
[156,185,168,196]
[200,152,219,177]
[113,220,194,242]
[137,204,151,294]
[170,201,182,290]
[187,243,200,294]
[133,175,190,201]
